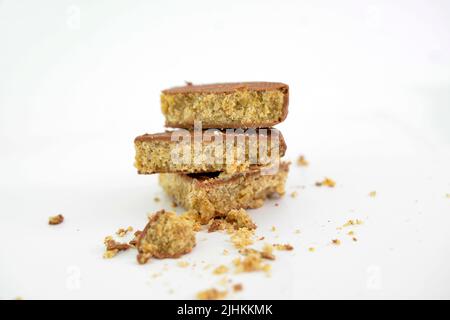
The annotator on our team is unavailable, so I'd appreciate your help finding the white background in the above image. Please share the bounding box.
[1,0,449,299]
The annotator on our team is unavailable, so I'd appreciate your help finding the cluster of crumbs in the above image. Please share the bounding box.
[239,244,276,260]
[116,226,133,237]
[315,177,336,188]
[233,252,271,275]
[230,227,255,249]
[103,236,131,259]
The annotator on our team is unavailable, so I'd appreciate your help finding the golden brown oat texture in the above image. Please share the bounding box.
[180,209,202,231]
[225,209,256,230]
[231,227,255,249]
[315,177,336,188]
[159,162,290,223]
[161,82,289,129]
[48,214,64,225]
[196,288,228,300]
[297,155,309,166]
[134,129,286,174]
[136,210,196,262]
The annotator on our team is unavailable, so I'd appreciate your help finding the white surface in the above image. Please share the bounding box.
[1,0,449,300]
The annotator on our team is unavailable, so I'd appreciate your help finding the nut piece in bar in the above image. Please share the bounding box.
[134,129,286,174]
[161,82,289,129]
[159,162,290,224]
[136,210,196,263]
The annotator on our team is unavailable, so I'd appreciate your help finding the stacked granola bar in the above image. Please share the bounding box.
[134,82,290,223]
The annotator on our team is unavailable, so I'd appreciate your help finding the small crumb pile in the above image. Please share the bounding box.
[233,252,271,274]
[103,236,131,259]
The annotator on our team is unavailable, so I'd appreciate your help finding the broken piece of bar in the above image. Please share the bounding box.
[159,162,290,224]
[134,129,286,174]
[161,82,289,129]
[136,210,196,263]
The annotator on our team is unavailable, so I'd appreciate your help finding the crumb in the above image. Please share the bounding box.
[343,219,363,227]
[271,226,276,232]
[352,237,358,242]
[171,201,178,208]
[273,243,294,251]
[103,250,119,259]
[347,231,355,236]
[233,283,243,292]
[315,177,336,188]
[332,239,341,245]
[369,191,377,197]
[294,229,301,234]
[233,253,272,274]
[154,197,160,202]
[308,247,315,252]
[48,214,64,225]
[225,209,256,230]
[240,244,276,260]
[103,237,131,259]
[274,203,279,207]
[223,249,229,256]
[297,155,309,166]
[230,227,254,249]
[213,265,229,275]
[290,191,298,198]
[196,288,227,300]
[258,236,265,241]
[136,210,196,263]
[261,244,276,260]
[177,261,189,268]
[116,226,133,237]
